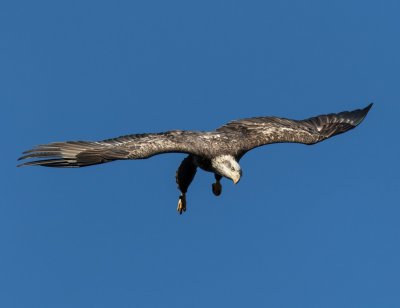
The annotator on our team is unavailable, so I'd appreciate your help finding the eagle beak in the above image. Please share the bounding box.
[233,172,241,184]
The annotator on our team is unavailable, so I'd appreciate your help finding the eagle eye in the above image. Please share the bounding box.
[231,166,235,171]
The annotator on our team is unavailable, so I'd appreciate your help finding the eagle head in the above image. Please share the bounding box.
[211,155,242,184]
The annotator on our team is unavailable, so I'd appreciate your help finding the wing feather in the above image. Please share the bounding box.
[18,131,217,168]
[18,104,372,167]
[216,103,372,155]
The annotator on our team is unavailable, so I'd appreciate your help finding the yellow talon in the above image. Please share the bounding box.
[177,194,186,214]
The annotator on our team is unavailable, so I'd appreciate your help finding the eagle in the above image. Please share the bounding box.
[18,104,372,214]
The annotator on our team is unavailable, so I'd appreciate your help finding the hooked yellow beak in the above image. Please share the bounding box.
[233,170,242,184]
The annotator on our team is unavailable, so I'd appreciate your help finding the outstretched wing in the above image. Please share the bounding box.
[18,130,216,167]
[217,103,373,156]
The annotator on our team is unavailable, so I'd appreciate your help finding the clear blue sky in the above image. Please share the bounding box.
[1,1,399,307]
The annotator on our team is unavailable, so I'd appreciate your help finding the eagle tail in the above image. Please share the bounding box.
[17,141,129,168]
[305,103,373,141]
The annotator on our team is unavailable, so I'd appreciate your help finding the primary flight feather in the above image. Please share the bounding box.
[18,103,372,214]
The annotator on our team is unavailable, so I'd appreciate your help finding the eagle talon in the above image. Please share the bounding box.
[212,181,222,196]
[177,194,186,214]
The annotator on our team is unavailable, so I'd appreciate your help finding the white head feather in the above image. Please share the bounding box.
[211,155,242,184]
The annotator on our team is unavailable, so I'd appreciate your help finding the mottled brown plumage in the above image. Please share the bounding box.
[18,104,372,213]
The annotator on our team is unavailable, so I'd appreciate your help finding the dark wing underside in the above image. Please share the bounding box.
[18,130,218,167]
[216,103,372,156]
[18,104,372,167]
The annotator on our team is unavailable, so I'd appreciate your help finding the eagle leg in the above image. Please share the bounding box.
[175,155,197,214]
[212,174,222,196]
[177,193,186,214]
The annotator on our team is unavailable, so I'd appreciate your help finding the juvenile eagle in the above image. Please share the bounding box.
[18,104,372,214]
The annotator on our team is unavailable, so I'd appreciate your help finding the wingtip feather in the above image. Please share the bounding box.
[354,102,373,126]
[363,102,373,114]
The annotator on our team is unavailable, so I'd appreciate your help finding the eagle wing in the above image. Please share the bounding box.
[18,104,372,167]
[216,103,373,157]
[18,130,218,167]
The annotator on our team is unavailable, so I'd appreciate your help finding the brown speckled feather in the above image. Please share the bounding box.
[217,103,372,156]
[18,104,372,167]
